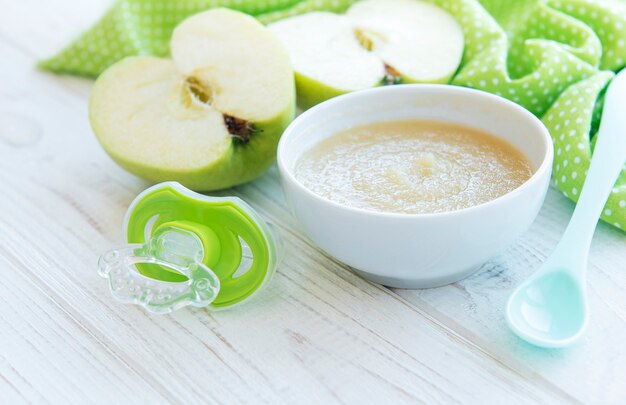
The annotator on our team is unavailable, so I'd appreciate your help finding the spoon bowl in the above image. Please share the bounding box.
[507,269,588,348]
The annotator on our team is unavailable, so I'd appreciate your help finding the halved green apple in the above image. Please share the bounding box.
[89,9,295,191]
[269,0,464,109]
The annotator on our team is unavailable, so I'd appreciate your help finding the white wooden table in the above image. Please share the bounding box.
[2,1,625,403]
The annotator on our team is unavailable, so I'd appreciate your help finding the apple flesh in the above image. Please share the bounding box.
[269,0,464,109]
[89,9,295,191]
[268,12,384,109]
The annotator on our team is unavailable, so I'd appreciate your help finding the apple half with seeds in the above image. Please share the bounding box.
[89,9,295,191]
[268,0,464,109]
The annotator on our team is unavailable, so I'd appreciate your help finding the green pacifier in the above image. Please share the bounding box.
[98,182,280,313]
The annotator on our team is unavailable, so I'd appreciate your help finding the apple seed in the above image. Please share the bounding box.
[383,64,402,85]
[185,77,213,104]
[224,115,257,144]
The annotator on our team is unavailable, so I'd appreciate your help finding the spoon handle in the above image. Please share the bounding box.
[557,71,626,267]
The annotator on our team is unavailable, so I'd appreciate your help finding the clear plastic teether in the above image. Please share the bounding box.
[98,226,220,314]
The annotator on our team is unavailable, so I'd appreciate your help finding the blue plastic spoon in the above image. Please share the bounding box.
[506,70,626,348]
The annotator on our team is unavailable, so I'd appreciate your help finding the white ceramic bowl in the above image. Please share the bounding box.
[277,85,553,288]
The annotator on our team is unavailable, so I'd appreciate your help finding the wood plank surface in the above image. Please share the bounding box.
[1,1,625,403]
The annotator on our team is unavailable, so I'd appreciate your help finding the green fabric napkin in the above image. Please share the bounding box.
[41,0,626,231]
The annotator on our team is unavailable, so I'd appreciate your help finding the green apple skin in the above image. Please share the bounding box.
[294,72,355,110]
[89,58,295,191]
[289,54,455,113]
[296,70,457,110]
[399,72,456,86]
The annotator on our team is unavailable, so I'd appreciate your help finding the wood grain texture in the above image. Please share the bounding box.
[394,192,626,404]
[1,0,625,404]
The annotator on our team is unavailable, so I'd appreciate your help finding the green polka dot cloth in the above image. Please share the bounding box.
[40,0,626,231]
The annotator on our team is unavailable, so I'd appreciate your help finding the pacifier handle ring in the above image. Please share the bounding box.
[98,227,221,314]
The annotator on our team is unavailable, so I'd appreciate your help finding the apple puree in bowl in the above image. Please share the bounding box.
[295,120,532,214]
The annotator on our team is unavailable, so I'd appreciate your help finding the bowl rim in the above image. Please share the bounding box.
[277,84,554,219]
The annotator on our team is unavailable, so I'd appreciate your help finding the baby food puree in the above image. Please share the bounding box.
[295,119,532,214]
